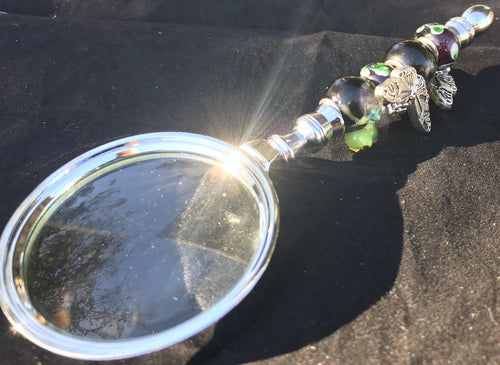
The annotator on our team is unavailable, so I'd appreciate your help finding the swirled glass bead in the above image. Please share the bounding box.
[326,76,382,128]
[326,76,382,152]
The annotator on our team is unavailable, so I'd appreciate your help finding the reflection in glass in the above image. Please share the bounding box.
[26,157,262,339]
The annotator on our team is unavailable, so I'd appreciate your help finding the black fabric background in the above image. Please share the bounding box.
[0,1,498,364]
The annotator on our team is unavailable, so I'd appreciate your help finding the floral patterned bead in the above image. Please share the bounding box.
[415,23,460,69]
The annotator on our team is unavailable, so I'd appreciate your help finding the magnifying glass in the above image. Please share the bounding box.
[0,4,493,360]
[1,94,345,360]
[0,131,282,359]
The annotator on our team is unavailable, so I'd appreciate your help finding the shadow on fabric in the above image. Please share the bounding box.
[184,65,499,364]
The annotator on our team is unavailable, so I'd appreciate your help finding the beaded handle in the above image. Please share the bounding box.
[242,4,494,165]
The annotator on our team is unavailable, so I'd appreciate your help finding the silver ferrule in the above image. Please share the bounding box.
[317,98,345,138]
[446,17,475,49]
[267,101,344,161]
[267,132,307,161]
[241,101,344,168]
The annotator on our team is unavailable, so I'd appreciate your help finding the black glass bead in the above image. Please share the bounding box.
[385,40,438,82]
[326,76,381,129]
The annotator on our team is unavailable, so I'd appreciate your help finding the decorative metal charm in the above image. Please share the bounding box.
[374,66,416,104]
[374,66,431,133]
[407,74,431,133]
[429,69,457,110]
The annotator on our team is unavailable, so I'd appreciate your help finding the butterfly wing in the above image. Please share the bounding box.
[408,74,432,133]
[429,69,457,110]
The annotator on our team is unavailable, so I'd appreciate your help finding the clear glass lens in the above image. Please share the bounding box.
[26,157,262,339]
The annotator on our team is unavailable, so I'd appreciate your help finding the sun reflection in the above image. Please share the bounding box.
[221,152,245,177]
[197,33,318,146]
[117,148,140,158]
[9,323,21,335]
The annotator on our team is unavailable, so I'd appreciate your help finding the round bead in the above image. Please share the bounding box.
[360,62,393,85]
[385,40,438,82]
[415,23,460,69]
[326,76,382,129]
[462,5,494,33]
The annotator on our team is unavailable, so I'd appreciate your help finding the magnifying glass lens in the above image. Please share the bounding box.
[26,157,262,339]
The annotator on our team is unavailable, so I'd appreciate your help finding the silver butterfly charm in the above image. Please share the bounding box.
[374,66,431,133]
[408,74,431,133]
[429,69,457,110]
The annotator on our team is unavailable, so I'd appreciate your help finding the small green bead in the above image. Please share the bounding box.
[344,126,375,152]
[366,123,379,139]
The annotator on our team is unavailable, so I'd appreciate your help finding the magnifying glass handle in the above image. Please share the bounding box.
[241,99,344,170]
[242,4,494,166]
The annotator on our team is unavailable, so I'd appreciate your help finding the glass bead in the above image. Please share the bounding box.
[360,62,393,85]
[326,76,382,128]
[415,23,460,69]
[344,123,378,152]
[385,40,438,82]
[462,5,494,32]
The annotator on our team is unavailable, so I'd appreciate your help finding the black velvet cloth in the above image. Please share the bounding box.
[0,1,499,364]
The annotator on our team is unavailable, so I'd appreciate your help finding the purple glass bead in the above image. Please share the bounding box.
[326,76,382,129]
[415,23,460,69]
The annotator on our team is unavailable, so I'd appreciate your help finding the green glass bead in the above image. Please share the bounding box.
[366,123,378,139]
[344,123,378,152]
